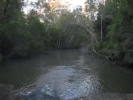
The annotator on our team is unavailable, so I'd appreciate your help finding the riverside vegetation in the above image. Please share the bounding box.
[0,0,133,67]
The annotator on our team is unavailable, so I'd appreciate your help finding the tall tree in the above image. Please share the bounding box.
[0,0,9,22]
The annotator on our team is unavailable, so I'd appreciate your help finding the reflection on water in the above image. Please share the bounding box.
[35,65,101,100]
[0,50,133,100]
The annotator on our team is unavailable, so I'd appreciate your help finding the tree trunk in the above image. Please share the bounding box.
[101,15,103,42]
[69,35,74,45]
[70,23,98,45]
[57,32,62,48]
[0,0,9,22]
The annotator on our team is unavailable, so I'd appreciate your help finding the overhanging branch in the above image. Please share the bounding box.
[70,22,98,44]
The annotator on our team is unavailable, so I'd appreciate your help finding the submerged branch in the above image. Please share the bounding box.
[92,46,108,59]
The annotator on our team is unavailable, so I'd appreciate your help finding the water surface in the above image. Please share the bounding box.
[0,50,133,100]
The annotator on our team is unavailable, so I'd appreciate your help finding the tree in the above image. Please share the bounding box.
[0,0,25,58]
[0,0,9,22]
[94,0,133,66]
[26,16,47,53]
[85,0,98,20]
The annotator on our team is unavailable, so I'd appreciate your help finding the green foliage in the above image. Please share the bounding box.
[0,0,96,62]
[0,0,48,57]
[124,52,133,64]
[26,16,47,54]
[95,0,133,66]
[47,27,60,48]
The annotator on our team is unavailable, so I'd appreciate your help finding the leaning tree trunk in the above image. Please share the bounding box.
[77,23,98,44]
[70,23,98,46]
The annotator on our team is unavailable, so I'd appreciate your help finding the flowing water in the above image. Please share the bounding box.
[0,50,133,100]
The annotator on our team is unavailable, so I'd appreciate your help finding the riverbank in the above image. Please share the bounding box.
[92,47,133,68]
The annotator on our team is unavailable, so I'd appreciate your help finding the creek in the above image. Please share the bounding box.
[0,50,133,100]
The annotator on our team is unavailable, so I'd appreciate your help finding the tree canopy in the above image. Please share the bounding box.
[0,0,133,67]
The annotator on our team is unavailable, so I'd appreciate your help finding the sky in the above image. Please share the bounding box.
[64,0,86,10]
[64,0,86,6]
[24,0,87,13]
[24,0,86,6]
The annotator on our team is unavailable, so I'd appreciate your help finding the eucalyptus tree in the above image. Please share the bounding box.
[55,10,76,48]
[0,0,27,58]
[72,3,98,46]
[30,0,51,25]
[85,0,98,20]
[93,0,133,65]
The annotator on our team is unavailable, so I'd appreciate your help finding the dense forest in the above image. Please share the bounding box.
[0,0,90,60]
[0,0,133,67]
[94,0,133,66]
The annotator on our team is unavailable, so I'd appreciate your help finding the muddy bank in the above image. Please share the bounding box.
[74,93,133,100]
